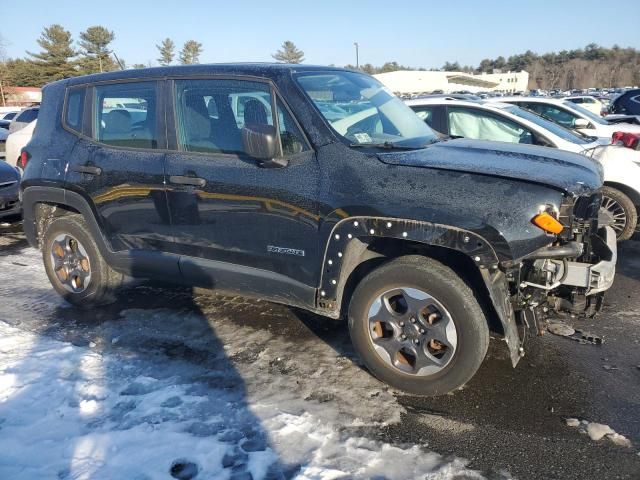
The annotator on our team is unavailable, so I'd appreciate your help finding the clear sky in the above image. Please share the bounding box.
[2,0,639,69]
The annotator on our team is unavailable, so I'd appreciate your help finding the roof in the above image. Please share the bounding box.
[63,63,349,87]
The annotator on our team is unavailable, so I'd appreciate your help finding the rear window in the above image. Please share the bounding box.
[16,108,39,124]
[65,88,85,133]
[94,82,158,149]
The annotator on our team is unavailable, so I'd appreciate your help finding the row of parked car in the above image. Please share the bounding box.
[405,94,640,241]
[0,106,39,222]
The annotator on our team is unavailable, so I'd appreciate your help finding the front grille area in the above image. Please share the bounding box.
[559,192,601,240]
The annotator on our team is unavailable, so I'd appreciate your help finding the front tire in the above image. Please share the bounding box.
[42,215,123,307]
[348,255,489,396]
[600,186,637,241]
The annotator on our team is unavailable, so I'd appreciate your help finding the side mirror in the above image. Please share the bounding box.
[241,124,287,168]
[574,118,590,129]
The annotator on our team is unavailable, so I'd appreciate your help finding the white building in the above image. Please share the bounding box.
[374,70,529,95]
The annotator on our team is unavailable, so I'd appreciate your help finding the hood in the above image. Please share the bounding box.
[377,138,603,196]
[0,158,20,183]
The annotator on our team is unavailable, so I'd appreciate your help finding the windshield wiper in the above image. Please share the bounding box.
[349,141,432,150]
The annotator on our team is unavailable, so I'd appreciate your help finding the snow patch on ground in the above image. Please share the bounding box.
[565,418,633,447]
[0,247,485,479]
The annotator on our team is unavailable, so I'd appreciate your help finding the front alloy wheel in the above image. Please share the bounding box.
[349,255,489,396]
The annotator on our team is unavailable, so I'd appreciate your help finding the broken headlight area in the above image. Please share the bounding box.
[516,192,616,323]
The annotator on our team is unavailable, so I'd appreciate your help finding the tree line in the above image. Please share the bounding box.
[0,25,204,88]
[348,44,640,90]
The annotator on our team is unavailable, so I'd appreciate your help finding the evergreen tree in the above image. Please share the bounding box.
[78,26,116,74]
[27,24,77,84]
[179,40,203,65]
[272,41,304,64]
[156,38,175,66]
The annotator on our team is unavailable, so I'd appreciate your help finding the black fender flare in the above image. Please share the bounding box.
[22,186,110,252]
[318,216,522,366]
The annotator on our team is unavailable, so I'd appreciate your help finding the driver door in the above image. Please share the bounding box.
[164,77,321,290]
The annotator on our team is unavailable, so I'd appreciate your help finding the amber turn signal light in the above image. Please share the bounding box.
[532,212,564,235]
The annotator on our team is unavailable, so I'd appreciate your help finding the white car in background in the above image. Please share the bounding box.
[6,120,36,169]
[406,97,640,240]
[490,96,640,139]
[564,95,604,115]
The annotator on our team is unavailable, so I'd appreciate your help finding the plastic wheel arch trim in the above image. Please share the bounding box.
[317,216,501,311]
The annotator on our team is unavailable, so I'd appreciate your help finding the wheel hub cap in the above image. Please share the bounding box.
[50,234,92,293]
[600,196,627,235]
[367,287,457,376]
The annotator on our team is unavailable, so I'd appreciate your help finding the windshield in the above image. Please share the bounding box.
[503,105,592,145]
[562,101,608,125]
[295,71,438,148]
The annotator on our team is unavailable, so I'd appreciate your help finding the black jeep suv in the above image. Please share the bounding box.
[20,64,617,395]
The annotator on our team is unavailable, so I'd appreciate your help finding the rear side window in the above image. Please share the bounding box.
[16,108,39,123]
[65,88,85,133]
[94,82,158,149]
[448,107,534,144]
[411,106,436,127]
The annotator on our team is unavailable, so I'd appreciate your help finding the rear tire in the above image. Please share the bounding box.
[42,215,123,307]
[348,255,489,396]
[601,186,637,241]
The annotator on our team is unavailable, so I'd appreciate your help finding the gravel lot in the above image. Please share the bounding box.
[1,223,639,479]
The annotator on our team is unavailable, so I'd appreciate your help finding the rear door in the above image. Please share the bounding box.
[163,76,320,293]
[65,80,173,254]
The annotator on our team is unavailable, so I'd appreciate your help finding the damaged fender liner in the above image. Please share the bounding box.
[317,216,522,365]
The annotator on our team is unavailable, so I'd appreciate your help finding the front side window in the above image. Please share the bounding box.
[448,107,533,144]
[94,82,158,149]
[296,71,437,148]
[174,79,307,156]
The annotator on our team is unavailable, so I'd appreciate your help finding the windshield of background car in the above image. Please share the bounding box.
[503,105,591,144]
[562,101,608,125]
[295,71,438,148]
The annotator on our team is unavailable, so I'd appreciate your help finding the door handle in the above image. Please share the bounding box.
[71,164,102,176]
[169,175,206,187]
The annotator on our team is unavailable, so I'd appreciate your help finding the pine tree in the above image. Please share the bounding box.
[272,41,304,64]
[78,26,116,74]
[179,40,202,65]
[156,38,175,66]
[27,24,77,84]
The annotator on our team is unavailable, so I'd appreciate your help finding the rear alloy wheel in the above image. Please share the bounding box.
[42,215,123,307]
[349,255,489,396]
[50,233,92,293]
[600,186,637,241]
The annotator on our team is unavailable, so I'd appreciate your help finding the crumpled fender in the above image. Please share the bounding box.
[318,216,522,366]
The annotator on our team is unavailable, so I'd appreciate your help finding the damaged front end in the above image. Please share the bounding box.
[495,192,617,365]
